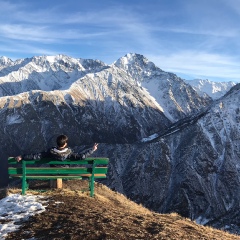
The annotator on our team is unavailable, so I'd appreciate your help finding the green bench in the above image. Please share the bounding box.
[8,157,109,197]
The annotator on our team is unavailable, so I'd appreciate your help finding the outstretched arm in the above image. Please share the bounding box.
[14,151,51,162]
[70,143,98,160]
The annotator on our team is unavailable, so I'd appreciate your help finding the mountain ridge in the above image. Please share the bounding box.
[186,78,236,100]
[0,53,212,122]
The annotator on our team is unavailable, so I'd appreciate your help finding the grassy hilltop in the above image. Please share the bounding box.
[4,180,240,240]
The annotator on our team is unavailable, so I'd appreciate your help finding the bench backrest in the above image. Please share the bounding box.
[8,157,109,175]
[8,157,109,165]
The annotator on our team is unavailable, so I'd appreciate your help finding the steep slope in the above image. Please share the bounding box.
[4,181,240,240]
[186,79,236,100]
[115,53,212,122]
[97,83,240,234]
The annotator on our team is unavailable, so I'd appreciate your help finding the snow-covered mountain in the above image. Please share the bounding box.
[0,53,210,189]
[186,79,236,100]
[0,53,211,123]
[1,54,195,158]
[0,56,13,66]
[115,53,211,121]
[1,53,239,233]
[0,55,107,96]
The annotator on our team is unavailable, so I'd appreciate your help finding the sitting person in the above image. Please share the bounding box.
[15,134,98,162]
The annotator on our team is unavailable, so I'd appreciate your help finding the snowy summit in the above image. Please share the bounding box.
[186,79,236,100]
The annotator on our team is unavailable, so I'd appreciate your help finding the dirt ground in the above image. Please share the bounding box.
[3,180,240,240]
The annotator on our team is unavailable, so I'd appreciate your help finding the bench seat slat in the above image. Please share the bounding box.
[8,167,108,175]
[9,174,107,179]
[9,175,83,179]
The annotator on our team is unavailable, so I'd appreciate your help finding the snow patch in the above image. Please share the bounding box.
[46,56,56,63]
[0,194,47,239]
[6,114,23,125]
[195,216,210,225]
[141,133,159,142]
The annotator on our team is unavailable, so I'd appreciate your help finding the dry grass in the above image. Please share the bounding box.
[4,180,240,240]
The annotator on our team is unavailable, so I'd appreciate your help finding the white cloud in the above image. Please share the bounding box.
[152,26,239,38]
[0,24,54,42]
[0,41,58,58]
[0,23,112,43]
[148,51,240,81]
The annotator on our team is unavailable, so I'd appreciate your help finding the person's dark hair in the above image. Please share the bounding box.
[56,135,68,147]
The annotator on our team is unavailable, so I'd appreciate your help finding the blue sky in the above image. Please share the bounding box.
[0,0,240,82]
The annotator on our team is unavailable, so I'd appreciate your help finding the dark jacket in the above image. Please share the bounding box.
[22,146,94,161]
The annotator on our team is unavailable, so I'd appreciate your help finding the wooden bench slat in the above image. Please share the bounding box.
[9,175,83,179]
[8,167,108,175]
[9,174,106,178]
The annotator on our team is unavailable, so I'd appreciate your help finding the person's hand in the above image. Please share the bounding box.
[93,143,98,151]
[15,156,22,162]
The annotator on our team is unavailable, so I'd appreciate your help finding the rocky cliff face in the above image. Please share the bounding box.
[97,83,240,233]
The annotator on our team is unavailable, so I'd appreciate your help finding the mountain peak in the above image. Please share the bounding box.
[32,54,80,65]
[115,53,150,67]
[123,53,148,62]
[114,53,162,79]
[0,56,13,66]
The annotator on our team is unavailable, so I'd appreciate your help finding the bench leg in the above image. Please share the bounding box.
[22,180,29,195]
[50,179,62,189]
[56,178,62,189]
[90,177,94,197]
[22,161,27,195]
